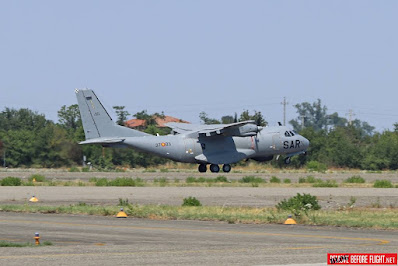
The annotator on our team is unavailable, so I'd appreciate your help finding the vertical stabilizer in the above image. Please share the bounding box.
[75,89,148,139]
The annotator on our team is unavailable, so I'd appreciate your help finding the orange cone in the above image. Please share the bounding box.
[284,215,297,225]
[29,196,39,202]
[116,208,128,218]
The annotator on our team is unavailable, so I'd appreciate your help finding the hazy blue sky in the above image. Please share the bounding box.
[1,1,397,131]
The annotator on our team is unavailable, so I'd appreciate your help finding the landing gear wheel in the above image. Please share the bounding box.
[210,164,220,173]
[198,164,207,173]
[222,164,231,173]
[284,157,291,164]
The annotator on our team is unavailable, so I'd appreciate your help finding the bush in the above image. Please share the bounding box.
[69,166,80,172]
[270,176,281,183]
[186,177,196,183]
[215,176,228,182]
[344,175,365,183]
[182,196,202,206]
[276,193,321,216]
[240,176,265,183]
[110,177,136,187]
[283,179,291,184]
[373,180,393,188]
[312,180,338,187]
[298,176,320,183]
[82,167,90,172]
[28,174,46,182]
[1,177,22,186]
[118,198,130,206]
[306,161,327,173]
[94,178,109,186]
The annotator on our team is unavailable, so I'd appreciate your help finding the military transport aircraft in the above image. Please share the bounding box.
[75,89,309,173]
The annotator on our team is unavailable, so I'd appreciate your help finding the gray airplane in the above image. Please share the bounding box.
[75,89,309,173]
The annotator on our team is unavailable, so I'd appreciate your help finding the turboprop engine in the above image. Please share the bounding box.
[224,124,263,137]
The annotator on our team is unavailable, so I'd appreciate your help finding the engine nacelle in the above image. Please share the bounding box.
[224,124,263,137]
[251,155,273,162]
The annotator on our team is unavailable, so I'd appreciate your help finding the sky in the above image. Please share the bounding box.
[1,1,397,132]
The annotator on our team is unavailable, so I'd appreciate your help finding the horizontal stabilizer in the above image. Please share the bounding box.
[79,138,125,145]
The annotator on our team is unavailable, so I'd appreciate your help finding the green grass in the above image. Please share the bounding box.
[0,240,53,247]
[0,241,34,247]
[312,180,338,187]
[270,176,281,183]
[240,176,265,183]
[1,176,22,186]
[185,176,229,183]
[68,166,80,172]
[344,175,365,183]
[90,177,145,187]
[28,174,46,182]
[0,204,397,229]
[374,180,394,188]
[298,176,321,184]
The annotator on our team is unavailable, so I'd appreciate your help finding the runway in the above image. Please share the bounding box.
[0,212,396,265]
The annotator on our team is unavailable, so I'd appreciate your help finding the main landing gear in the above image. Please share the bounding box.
[197,164,232,173]
[284,157,291,164]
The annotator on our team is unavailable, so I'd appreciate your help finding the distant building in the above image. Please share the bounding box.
[125,115,189,129]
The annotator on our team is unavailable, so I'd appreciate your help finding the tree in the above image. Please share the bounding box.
[199,112,220,124]
[239,110,267,126]
[58,104,81,131]
[221,115,234,124]
[290,100,374,136]
[113,106,130,126]
[134,110,156,126]
[289,99,328,131]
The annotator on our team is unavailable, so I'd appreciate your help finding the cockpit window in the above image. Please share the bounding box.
[290,131,295,136]
[284,131,291,137]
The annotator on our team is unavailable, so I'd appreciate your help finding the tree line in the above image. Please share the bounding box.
[0,100,397,170]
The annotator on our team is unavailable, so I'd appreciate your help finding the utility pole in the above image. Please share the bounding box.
[346,109,355,126]
[299,116,306,130]
[281,97,288,126]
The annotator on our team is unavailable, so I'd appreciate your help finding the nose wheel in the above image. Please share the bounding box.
[284,157,291,164]
[210,164,220,173]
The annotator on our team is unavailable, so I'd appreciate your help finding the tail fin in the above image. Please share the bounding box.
[75,89,148,140]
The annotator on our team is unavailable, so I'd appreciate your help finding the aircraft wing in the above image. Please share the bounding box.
[165,120,261,137]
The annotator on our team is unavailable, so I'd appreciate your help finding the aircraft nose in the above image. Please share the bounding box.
[302,137,310,149]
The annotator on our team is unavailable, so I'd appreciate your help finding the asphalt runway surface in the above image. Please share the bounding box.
[0,186,397,209]
[0,212,397,266]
